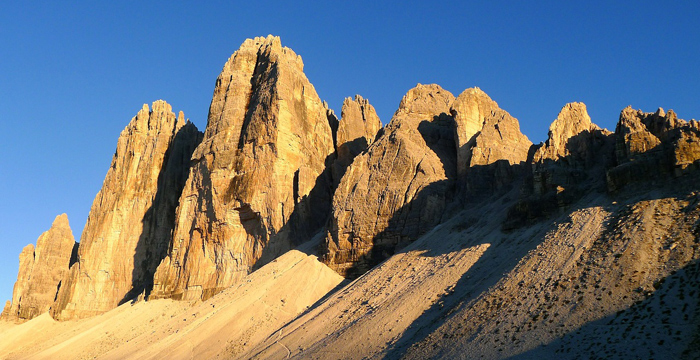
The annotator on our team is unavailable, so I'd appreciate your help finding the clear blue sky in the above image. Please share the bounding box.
[1,1,698,304]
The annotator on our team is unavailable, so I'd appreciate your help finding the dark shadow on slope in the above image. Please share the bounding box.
[504,129,615,230]
[509,259,700,360]
[379,177,543,360]
[332,136,369,186]
[120,123,202,304]
[386,173,700,360]
[377,127,700,359]
[250,151,337,270]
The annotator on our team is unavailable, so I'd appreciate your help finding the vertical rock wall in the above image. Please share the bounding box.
[1,214,76,321]
[150,36,336,301]
[322,84,457,276]
[52,101,201,320]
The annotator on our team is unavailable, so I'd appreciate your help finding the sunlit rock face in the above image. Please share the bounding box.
[1,214,76,322]
[150,36,336,301]
[322,84,457,277]
[332,95,382,184]
[451,88,532,195]
[52,101,201,320]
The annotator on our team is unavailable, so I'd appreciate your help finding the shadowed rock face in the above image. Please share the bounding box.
[532,102,614,196]
[607,106,700,190]
[450,87,501,176]
[150,36,336,301]
[1,214,76,322]
[51,101,201,321]
[504,103,614,229]
[322,84,457,277]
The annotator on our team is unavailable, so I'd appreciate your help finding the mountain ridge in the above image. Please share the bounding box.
[1,35,698,359]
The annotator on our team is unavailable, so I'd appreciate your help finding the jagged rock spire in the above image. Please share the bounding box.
[150,36,336,301]
[322,84,456,276]
[51,101,201,320]
[1,214,76,322]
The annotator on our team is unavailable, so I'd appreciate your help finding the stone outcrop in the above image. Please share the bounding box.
[607,106,700,190]
[1,214,76,322]
[504,103,614,229]
[332,95,382,184]
[322,84,456,277]
[52,101,201,320]
[531,102,614,196]
[150,35,336,301]
[451,88,532,194]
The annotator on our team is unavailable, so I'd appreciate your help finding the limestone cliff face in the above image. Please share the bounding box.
[322,84,456,277]
[52,101,201,320]
[607,106,700,190]
[1,214,76,322]
[150,36,336,301]
[451,88,532,194]
[332,95,382,184]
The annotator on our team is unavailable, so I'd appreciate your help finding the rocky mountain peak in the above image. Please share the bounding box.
[1,214,76,322]
[449,88,531,195]
[608,105,700,190]
[450,88,530,177]
[332,94,382,184]
[51,101,202,320]
[533,102,606,163]
[149,36,335,301]
[395,83,454,118]
[451,88,499,169]
[322,84,456,276]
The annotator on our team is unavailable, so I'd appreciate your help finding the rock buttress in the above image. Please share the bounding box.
[607,106,700,190]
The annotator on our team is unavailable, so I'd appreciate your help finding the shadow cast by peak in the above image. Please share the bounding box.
[250,151,337,271]
[508,259,700,360]
[120,122,201,305]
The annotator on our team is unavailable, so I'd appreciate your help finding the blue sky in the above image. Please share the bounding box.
[1,1,698,304]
